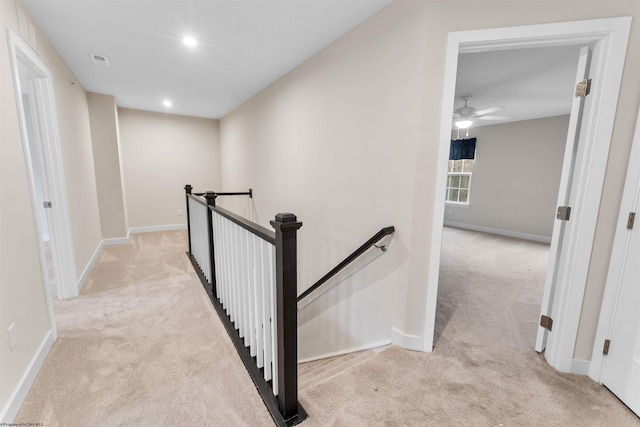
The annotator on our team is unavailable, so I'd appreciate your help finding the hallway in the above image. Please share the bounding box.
[16,229,639,426]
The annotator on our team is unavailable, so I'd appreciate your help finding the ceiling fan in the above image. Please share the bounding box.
[452,96,510,130]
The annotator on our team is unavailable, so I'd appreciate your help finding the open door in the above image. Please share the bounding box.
[599,109,640,416]
[8,29,78,303]
[535,46,591,353]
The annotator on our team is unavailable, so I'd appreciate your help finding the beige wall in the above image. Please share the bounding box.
[32,18,102,280]
[445,116,569,240]
[87,93,127,239]
[220,2,425,358]
[0,0,102,419]
[221,0,640,359]
[1,4,637,418]
[117,108,221,229]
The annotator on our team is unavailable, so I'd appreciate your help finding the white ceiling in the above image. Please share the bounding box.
[23,0,392,119]
[454,45,583,128]
[23,1,581,124]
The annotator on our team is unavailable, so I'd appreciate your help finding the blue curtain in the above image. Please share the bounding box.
[449,138,476,160]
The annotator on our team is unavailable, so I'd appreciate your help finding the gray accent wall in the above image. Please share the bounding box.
[445,116,570,242]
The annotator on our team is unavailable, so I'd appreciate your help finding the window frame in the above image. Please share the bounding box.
[445,158,474,205]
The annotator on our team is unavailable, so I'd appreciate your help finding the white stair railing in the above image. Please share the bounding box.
[211,210,279,392]
[184,185,305,426]
[188,196,211,284]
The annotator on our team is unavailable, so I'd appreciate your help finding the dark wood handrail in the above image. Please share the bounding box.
[187,192,275,244]
[187,193,207,204]
[184,184,306,425]
[210,205,275,245]
[193,189,252,199]
[297,226,395,303]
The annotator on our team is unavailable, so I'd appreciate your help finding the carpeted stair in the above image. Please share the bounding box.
[298,349,378,392]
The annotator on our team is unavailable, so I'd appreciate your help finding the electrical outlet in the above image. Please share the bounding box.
[177,208,182,216]
[8,323,17,351]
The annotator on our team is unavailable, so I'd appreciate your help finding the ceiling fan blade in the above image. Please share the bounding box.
[478,115,511,121]
[473,106,504,116]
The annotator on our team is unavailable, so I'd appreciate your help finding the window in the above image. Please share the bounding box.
[446,159,473,204]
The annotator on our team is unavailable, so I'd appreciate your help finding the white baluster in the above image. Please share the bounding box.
[268,243,278,395]
[262,238,273,382]
[253,234,263,366]
[247,230,256,355]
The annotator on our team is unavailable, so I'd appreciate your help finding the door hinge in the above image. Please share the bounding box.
[575,78,592,97]
[43,201,52,209]
[627,212,635,230]
[556,206,571,221]
[603,339,611,355]
[540,315,553,331]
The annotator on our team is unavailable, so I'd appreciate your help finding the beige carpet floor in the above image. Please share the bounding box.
[16,228,640,426]
[17,230,273,426]
[298,227,639,426]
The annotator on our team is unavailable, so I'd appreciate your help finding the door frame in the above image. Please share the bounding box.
[424,17,632,374]
[589,108,640,383]
[7,28,78,307]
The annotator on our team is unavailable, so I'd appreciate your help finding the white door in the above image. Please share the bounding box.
[535,46,591,352]
[21,86,58,298]
[600,112,640,417]
[9,30,78,301]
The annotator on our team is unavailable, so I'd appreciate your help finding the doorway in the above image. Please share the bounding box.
[7,30,78,324]
[423,17,632,375]
[436,44,581,351]
[589,108,640,416]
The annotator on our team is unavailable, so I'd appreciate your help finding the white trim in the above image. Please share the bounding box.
[77,240,104,293]
[589,108,640,383]
[7,29,78,301]
[0,330,55,423]
[534,45,592,355]
[77,225,187,292]
[571,358,591,376]
[542,18,631,374]
[103,237,130,246]
[391,327,425,352]
[129,223,187,234]
[443,221,551,244]
[297,339,391,364]
[424,16,632,376]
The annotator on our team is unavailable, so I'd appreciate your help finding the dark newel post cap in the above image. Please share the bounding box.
[270,212,303,230]
[184,184,193,194]
[204,191,218,206]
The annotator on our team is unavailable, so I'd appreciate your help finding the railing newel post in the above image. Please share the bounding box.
[184,184,193,255]
[185,185,305,426]
[270,212,303,423]
[204,192,218,296]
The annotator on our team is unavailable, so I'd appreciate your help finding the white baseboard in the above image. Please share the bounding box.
[76,225,186,292]
[129,223,187,234]
[298,339,392,364]
[571,358,591,376]
[0,330,55,423]
[102,236,129,246]
[77,240,105,292]
[391,327,425,352]
[443,221,552,244]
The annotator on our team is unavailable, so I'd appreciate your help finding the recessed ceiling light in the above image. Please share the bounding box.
[163,99,172,107]
[182,36,198,47]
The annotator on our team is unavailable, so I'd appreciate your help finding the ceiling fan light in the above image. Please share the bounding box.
[455,120,473,129]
